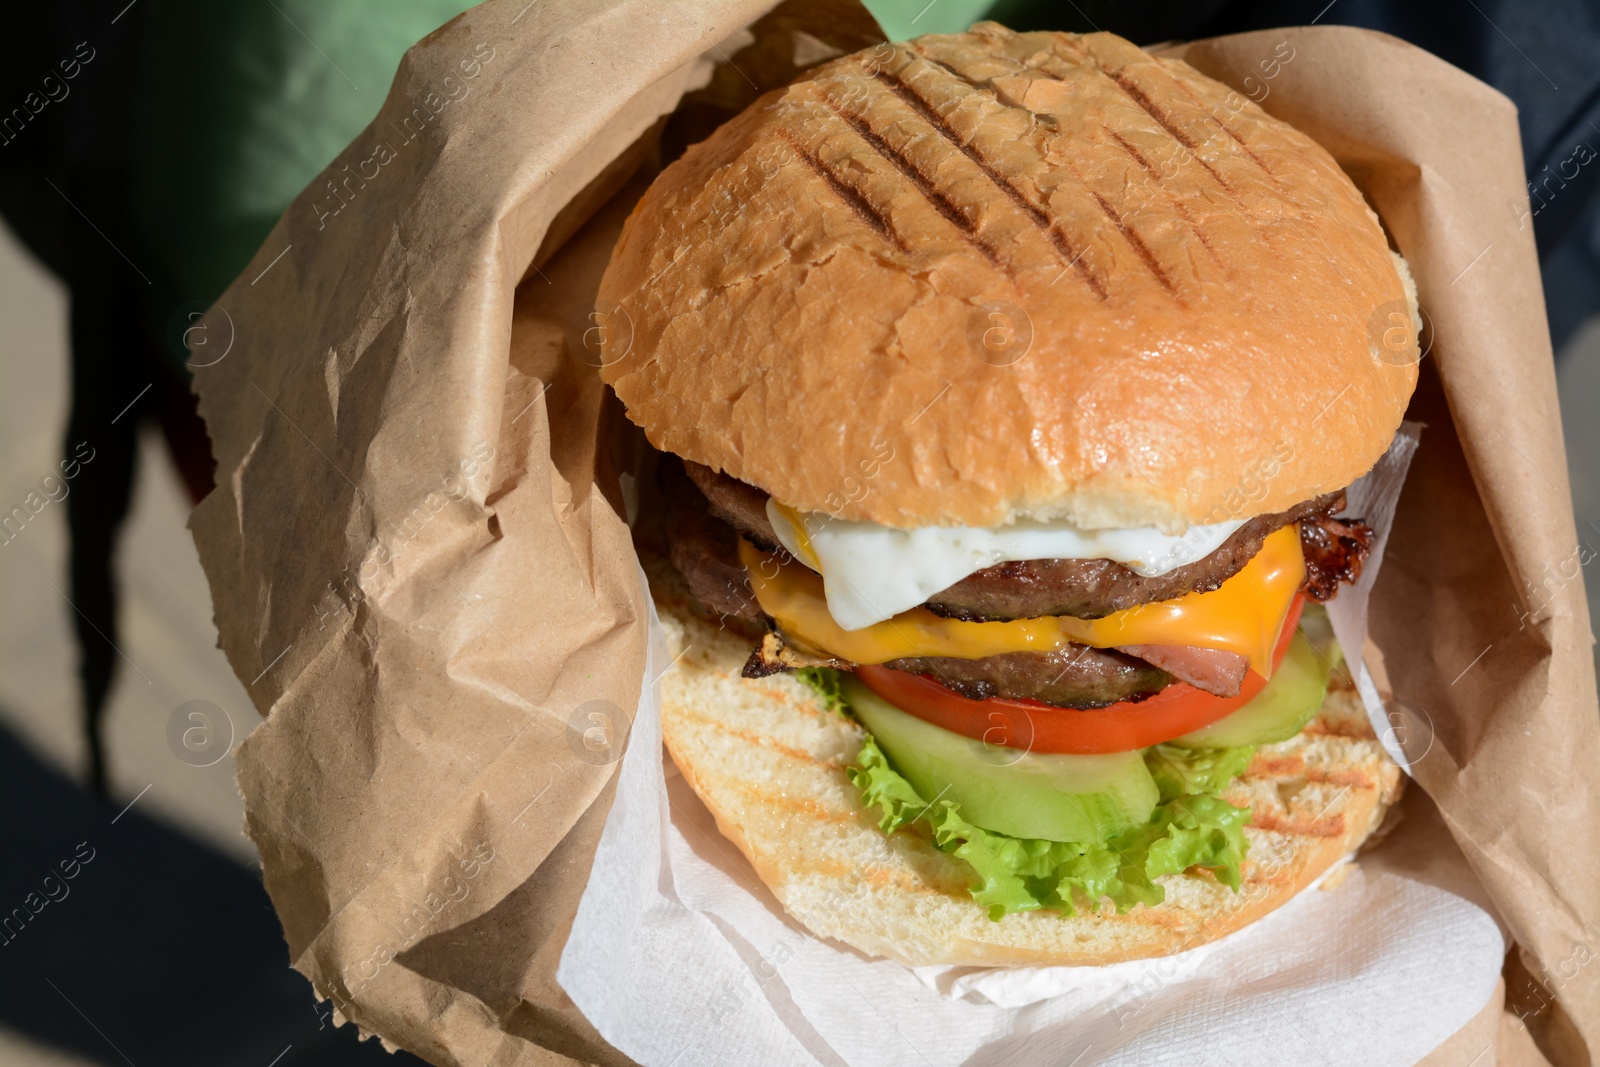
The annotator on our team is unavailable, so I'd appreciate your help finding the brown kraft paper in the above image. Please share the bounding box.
[187,2,1599,1062]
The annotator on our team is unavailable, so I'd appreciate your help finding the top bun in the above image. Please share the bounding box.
[596,24,1420,530]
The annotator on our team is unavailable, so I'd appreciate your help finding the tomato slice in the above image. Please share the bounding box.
[854,596,1306,755]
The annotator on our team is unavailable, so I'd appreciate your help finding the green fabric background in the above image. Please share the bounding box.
[130,0,1003,327]
[131,0,481,315]
[868,0,995,39]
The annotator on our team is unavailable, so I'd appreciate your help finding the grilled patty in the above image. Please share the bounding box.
[663,465,761,623]
[926,495,1343,621]
[685,461,1345,621]
[663,460,1369,708]
[883,648,1171,708]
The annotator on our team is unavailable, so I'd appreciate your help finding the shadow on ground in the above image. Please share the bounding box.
[0,714,426,1066]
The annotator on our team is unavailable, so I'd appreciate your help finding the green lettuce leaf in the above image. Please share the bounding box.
[850,735,1253,920]
[1145,743,1257,802]
[793,666,851,716]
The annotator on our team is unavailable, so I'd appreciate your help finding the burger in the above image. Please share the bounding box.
[592,24,1419,966]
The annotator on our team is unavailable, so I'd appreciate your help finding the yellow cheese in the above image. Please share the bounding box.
[771,502,820,568]
[740,525,1307,677]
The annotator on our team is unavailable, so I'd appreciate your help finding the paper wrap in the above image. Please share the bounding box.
[188,2,1600,1063]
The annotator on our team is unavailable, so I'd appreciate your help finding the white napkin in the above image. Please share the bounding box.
[558,425,1504,1066]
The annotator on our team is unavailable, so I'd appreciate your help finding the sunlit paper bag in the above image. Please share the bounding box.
[189,1,1599,1062]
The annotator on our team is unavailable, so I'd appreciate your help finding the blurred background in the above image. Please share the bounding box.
[0,1,1594,1063]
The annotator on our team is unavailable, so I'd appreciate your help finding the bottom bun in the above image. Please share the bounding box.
[651,560,1405,968]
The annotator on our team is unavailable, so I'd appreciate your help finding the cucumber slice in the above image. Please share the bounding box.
[841,676,1158,844]
[1168,605,1340,749]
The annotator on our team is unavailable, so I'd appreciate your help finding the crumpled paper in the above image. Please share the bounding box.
[187,2,1600,1064]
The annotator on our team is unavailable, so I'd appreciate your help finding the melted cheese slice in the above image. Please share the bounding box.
[741,525,1306,677]
[767,501,1246,631]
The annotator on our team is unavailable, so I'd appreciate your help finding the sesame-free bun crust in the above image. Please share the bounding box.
[651,560,1403,967]
[598,24,1419,530]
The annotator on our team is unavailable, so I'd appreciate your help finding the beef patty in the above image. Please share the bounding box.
[663,464,762,623]
[685,461,1346,621]
[883,648,1172,708]
[662,460,1369,708]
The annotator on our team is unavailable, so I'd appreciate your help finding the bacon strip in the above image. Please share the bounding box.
[1116,644,1249,697]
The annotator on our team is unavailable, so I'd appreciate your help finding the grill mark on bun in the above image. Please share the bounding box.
[1212,115,1277,178]
[1098,68,1234,194]
[1105,127,1157,175]
[868,68,977,156]
[1104,127,1222,266]
[823,103,1005,268]
[1248,809,1350,838]
[674,704,842,768]
[873,58,1108,299]
[780,133,911,254]
[895,43,1191,298]
[1090,193,1175,293]
[1173,199,1221,262]
[1161,69,1281,182]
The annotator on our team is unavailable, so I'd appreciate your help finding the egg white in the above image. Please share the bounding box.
[766,502,1245,632]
